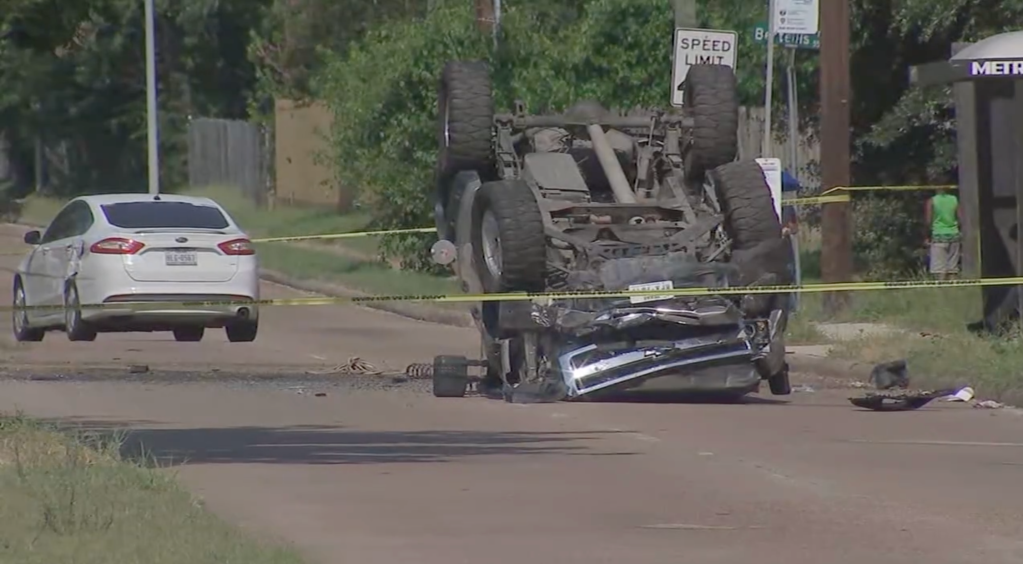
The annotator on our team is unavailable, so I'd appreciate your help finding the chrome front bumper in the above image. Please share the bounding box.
[556,331,758,398]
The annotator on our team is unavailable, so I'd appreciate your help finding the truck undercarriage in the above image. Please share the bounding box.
[428,61,795,402]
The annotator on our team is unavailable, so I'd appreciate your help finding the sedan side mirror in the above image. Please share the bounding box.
[23,230,41,245]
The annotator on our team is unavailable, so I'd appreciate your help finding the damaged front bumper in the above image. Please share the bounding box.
[529,297,781,399]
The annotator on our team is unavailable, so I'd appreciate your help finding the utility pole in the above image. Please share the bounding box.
[672,0,696,27]
[474,0,494,35]
[819,0,853,315]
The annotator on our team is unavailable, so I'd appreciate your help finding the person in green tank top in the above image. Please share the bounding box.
[924,187,962,280]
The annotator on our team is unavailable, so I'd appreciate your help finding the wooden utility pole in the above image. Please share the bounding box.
[819,0,853,315]
[475,0,494,34]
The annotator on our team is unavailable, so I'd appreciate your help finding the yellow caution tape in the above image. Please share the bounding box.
[781,194,851,206]
[822,184,957,195]
[251,227,434,244]
[2,276,1014,313]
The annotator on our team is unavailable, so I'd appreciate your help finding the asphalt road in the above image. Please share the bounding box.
[1,223,1022,564]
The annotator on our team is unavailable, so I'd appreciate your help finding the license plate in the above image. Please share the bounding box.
[165,250,198,266]
[628,280,674,304]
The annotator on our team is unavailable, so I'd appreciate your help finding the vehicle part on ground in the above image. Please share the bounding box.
[870,359,910,390]
[432,355,471,398]
[849,389,959,411]
[304,356,382,375]
[432,60,793,401]
[173,326,205,342]
[11,277,44,342]
[405,362,434,380]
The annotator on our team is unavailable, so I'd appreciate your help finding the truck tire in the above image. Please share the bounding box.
[712,160,788,319]
[438,61,495,180]
[471,180,547,293]
[433,355,470,398]
[683,65,739,180]
[710,160,781,251]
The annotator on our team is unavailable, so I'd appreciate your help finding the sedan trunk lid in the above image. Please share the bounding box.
[116,230,241,283]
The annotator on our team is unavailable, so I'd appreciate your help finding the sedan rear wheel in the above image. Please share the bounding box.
[226,320,258,342]
[173,326,205,342]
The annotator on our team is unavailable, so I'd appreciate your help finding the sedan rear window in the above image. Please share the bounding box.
[101,201,230,230]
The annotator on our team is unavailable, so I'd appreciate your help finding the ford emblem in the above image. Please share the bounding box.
[175,236,188,243]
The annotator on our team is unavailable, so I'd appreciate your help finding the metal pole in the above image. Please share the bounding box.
[819,0,853,315]
[786,47,801,312]
[144,0,160,195]
[762,0,776,157]
[786,47,799,176]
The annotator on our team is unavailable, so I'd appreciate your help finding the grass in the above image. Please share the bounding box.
[0,413,306,564]
[14,186,460,299]
[790,225,1023,403]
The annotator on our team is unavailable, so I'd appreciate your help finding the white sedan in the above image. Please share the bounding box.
[12,193,260,343]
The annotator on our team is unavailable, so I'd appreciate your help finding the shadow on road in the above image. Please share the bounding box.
[44,419,636,467]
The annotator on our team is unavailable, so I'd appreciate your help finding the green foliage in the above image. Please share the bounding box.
[0,0,270,197]
[315,0,779,271]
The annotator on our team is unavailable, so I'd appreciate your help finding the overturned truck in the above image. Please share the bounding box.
[429,60,795,402]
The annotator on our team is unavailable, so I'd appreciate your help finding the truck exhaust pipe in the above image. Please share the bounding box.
[586,123,638,204]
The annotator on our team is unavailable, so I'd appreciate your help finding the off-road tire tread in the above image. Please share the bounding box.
[711,160,781,251]
[473,180,547,292]
[439,61,495,179]
[433,355,469,398]
[684,65,739,179]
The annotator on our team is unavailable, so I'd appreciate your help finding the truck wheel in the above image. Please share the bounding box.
[438,61,495,180]
[710,160,781,251]
[683,65,739,180]
[433,355,470,398]
[767,361,792,395]
[471,180,547,293]
[712,160,788,318]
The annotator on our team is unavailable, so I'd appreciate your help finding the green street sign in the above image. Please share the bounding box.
[753,22,820,50]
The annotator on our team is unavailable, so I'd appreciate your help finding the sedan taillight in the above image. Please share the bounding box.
[218,238,255,256]
[90,237,145,255]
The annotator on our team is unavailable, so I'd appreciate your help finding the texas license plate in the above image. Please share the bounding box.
[165,250,198,266]
[628,280,674,304]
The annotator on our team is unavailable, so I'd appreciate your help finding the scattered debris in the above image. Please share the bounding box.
[945,387,975,402]
[791,384,815,393]
[306,357,382,376]
[869,359,909,390]
[405,362,433,380]
[314,392,327,398]
[390,375,410,384]
[28,374,65,381]
[849,388,958,412]
[849,381,870,389]
[974,400,1004,409]
[128,364,150,374]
